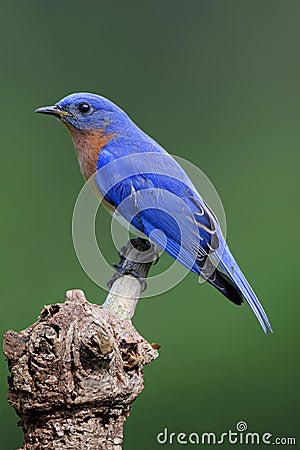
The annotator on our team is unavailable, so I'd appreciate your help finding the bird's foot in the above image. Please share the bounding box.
[107,262,148,291]
[107,238,160,291]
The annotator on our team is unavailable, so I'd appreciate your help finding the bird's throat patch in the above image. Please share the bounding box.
[68,125,116,180]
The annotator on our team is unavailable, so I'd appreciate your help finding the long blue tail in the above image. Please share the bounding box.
[217,245,272,334]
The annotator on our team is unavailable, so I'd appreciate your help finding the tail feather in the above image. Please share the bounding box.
[217,245,272,334]
[206,269,243,306]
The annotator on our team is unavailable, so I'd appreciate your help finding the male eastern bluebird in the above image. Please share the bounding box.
[36,93,272,333]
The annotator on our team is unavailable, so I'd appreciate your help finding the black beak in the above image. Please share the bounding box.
[35,105,70,118]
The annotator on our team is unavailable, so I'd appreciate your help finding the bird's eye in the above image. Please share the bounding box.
[78,102,91,114]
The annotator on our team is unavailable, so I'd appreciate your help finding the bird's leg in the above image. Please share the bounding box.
[107,238,160,291]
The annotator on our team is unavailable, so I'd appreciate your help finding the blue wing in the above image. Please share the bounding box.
[95,148,272,333]
[102,172,215,268]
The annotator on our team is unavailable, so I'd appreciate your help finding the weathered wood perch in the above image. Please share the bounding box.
[3,238,159,450]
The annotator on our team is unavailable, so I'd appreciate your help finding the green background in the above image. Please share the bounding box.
[0,1,299,449]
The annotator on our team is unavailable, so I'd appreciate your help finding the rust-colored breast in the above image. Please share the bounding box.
[67,125,115,180]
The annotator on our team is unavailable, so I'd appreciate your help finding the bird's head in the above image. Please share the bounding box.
[36,93,128,179]
[35,92,126,133]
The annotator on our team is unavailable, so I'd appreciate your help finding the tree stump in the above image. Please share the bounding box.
[3,239,159,449]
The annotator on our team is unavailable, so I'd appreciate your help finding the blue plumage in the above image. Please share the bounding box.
[96,145,272,333]
[36,92,272,333]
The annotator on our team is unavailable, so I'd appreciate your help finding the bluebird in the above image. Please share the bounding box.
[36,93,272,333]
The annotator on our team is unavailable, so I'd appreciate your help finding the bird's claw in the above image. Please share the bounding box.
[107,263,147,291]
[153,254,160,265]
[107,238,160,292]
